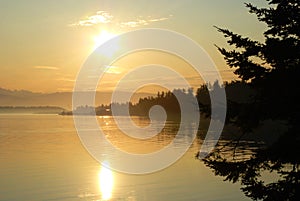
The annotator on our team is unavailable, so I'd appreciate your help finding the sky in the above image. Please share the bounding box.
[0,0,268,93]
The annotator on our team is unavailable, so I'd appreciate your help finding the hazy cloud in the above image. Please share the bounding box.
[70,11,171,28]
[34,66,59,70]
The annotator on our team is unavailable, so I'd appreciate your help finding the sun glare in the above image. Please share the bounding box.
[99,162,114,200]
[93,30,117,50]
[93,30,121,58]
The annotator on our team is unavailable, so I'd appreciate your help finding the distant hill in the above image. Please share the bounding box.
[0,88,153,109]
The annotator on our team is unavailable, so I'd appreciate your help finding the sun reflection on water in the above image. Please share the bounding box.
[99,161,114,200]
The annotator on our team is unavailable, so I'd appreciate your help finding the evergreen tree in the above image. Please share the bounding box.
[202,1,300,200]
[215,0,300,128]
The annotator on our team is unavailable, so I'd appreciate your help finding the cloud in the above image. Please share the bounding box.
[56,87,74,92]
[119,17,170,28]
[34,66,59,70]
[104,65,122,74]
[148,17,170,22]
[70,11,113,27]
[70,11,171,28]
[56,77,75,82]
[120,19,149,28]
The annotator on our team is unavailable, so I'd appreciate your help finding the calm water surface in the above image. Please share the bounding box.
[0,114,250,201]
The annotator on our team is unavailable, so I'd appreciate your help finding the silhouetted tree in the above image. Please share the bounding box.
[214,0,300,131]
[201,1,300,200]
[225,1,298,106]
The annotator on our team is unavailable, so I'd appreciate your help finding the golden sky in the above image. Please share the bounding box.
[0,0,268,93]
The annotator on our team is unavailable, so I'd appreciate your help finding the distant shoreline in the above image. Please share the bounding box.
[0,106,66,114]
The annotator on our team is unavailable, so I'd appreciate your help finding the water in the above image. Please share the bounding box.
[0,114,250,201]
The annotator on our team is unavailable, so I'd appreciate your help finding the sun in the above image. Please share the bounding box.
[93,30,117,50]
